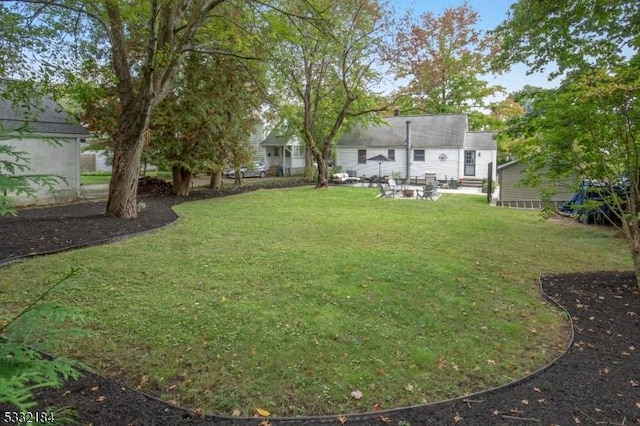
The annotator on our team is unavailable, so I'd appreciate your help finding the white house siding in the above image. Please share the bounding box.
[335,114,497,183]
[464,148,498,180]
[4,136,80,206]
[419,148,459,181]
[336,148,406,177]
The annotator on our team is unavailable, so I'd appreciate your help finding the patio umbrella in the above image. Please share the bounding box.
[367,154,390,179]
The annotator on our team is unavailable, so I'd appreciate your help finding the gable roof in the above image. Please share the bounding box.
[0,93,89,136]
[337,114,469,148]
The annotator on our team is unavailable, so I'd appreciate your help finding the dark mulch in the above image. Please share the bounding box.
[1,186,639,425]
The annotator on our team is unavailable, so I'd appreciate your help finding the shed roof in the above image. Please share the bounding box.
[0,94,89,136]
[337,114,469,148]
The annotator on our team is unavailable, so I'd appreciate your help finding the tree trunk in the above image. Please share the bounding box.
[172,165,193,197]
[106,127,146,218]
[315,156,329,188]
[209,170,223,190]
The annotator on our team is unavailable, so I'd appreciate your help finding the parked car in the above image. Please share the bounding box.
[224,162,267,178]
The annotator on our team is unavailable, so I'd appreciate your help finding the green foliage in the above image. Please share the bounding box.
[0,270,86,414]
[493,0,640,284]
[266,0,391,183]
[491,0,640,78]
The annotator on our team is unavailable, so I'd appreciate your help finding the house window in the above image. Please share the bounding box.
[387,149,395,161]
[414,149,425,162]
[358,149,367,164]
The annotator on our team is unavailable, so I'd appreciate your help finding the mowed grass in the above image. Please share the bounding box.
[0,187,632,416]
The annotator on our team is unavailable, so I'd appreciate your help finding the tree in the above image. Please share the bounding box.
[491,0,639,79]
[2,0,230,217]
[492,0,640,287]
[149,53,261,196]
[266,0,391,187]
[390,1,501,115]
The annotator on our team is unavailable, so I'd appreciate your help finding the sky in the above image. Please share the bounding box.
[389,0,559,101]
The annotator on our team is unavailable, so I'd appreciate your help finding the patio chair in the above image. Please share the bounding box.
[416,182,437,200]
[379,183,395,198]
[387,178,398,198]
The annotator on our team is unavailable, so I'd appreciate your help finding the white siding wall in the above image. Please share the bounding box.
[337,147,478,181]
[3,137,80,206]
[412,148,459,181]
[472,149,498,181]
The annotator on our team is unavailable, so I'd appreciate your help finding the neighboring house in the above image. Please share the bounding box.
[0,94,89,206]
[80,144,112,172]
[497,160,577,209]
[260,122,306,176]
[335,113,497,183]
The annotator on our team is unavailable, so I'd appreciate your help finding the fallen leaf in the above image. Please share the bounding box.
[96,396,107,403]
[454,412,463,422]
[351,390,363,400]
[521,399,529,405]
[378,415,391,424]
[486,359,496,365]
[437,356,446,369]
[594,407,603,413]
[337,415,348,424]
[533,387,542,393]
[537,399,547,405]
[255,408,270,417]
[63,390,71,397]
[232,409,241,417]
[373,403,383,411]
[91,386,99,392]
[405,383,414,391]
[259,420,270,426]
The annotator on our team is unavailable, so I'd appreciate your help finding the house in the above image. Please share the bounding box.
[0,94,89,206]
[335,113,497,184]
[497,160,577,209]
[260,122,306,176]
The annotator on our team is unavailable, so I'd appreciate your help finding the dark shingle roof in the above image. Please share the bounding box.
[464,131,496,150]
[0,94,89,136]
[338,114,469,148]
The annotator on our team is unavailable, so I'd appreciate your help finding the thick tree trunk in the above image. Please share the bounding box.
[315,156,329,188]
[172,165,193,196]
[209,170,223,190]
[106,130,145,218]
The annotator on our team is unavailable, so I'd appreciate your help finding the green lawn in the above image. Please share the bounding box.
[0,187,631,417]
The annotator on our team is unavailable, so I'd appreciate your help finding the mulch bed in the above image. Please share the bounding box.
[1,185,639,425]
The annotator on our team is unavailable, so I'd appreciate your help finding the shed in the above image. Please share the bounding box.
[497,160,577,209]
[0,94,89,206]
